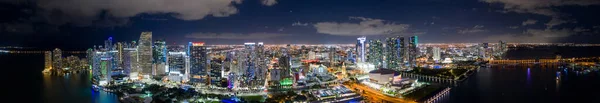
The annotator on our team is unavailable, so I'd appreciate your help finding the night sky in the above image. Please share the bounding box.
[1,0,600,49]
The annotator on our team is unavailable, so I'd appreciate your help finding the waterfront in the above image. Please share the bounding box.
[1,54,118,103]
[2,46,600,103]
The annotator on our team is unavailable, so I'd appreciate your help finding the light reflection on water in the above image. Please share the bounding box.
[42,73,118,103]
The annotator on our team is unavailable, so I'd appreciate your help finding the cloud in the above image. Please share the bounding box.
[457,25,488,34]
[486,28,586,43]
[261,0,277,6]
[1,0,279,27]
[481,0,600,16]
[185,32,288,39]
[508,26,519,29]
[313,17,410,36]
[292,21,309,26]
[521,19,537,26]
[482,0,598,28]
[0,23,35,34]
[545,18,575,29]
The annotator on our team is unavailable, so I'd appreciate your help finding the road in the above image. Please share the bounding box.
[343,82,415,103]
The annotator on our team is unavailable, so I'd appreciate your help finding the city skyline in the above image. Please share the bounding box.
[2,0,600,49]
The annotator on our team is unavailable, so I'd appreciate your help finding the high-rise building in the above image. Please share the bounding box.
[367,39,384,67]
[153,40,167,75]
[356,36,367,62]
[138,32,153,76]
[167,45,187,74]
[123,47,138,76]
[256,42,267,85]
[105,37,113,50]
[433,47,441,61]
[44,51,53,71]
[237,42,264,88]
[408,36,418,67]
[384,36,404,70]
[52,48,62,71]
[117,42,124,67]
[209,58,223,86]
[92,51,113,86]
[190,42,209,84]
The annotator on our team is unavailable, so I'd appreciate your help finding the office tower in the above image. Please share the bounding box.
[433,47,441,61]
[356,37,367,62]
[167,45,187,74]
[209,58,223,86]
[367,39,384,67]
[138,32,153,76]
[52,48,62,71]
[408,36,418,67]
[385,36,403,70]
[153,40,167,75]
[256,42,267,85]
[122,47,138,76]
[190,42,208,84]
[166,45,187,82]
[44,51,53,71]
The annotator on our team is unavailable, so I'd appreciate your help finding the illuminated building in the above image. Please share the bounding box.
[153,40,167,75]
[138,32,153,76]
[256,42,267,86]
[167,45,187,74]
[123,47,138,76]
[408,36,418,67]
[384,36,404,70]
[367,39,384,67]
[433,47,441,61]
[52,48,62,71]
[356,36,367,62]
[236,42,267,88]
[117,42,123,69]
[105,37,113,50]
[209,58,223,86]
[167,45,188,82]
[44,51,52,71]
[92,51,113,86]
[190,42,209,84]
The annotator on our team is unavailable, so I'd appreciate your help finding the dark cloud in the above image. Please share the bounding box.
[313,17,410,36]
[457,25,488,34]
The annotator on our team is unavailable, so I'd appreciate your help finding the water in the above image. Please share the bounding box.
[1,54,118,103]
[445,64,600,103]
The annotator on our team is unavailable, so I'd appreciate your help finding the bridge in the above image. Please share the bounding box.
[489,57,599,66]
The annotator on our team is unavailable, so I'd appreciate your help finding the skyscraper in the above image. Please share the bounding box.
[433,47,441,61]
[255,42,267,87]
[167,45,187,74]
[209,58,223,86]
[153,40,167,75]
[408,36,418,67]
[92,51,113,86]
[190,42,208,84]
[367,39,383,67]
[52,48,62,71]
[138,32,153,76]
[385,36,404,70]
[356,36,367,62]
[105,37,113,50]
[44,51,53,71]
